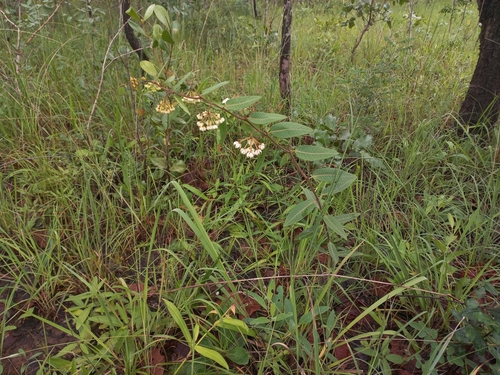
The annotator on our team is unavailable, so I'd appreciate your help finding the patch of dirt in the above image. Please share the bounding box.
[0,280,75,375]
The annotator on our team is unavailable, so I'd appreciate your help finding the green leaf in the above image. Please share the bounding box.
[331,213,359,224]
[295,145,339,161]
[298,306,330,326]
[125,7,141,22]
[143,4,155,21]
[270,122,313,138]
[151,157,167,170]
[194,345,229,370]
[174,95,190,115]
[284,199,316,227]
[247,317,271,325]
[225,96,261,111]
[386,354,405,364]
[248,112,287,125]
[226,346,250,365]
[161,29,174,44]
[323,215,348,239]
[217,317,256,337]
[164,300,192,345]
[153,5,170,27]
[312,168,357,194]
[129,20,146,37]
[140,60,157,77]
[200,81,230,96]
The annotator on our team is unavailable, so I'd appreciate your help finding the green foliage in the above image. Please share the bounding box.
[0,1,498,374]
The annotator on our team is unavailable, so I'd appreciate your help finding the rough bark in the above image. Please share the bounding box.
[121,0,148,61]
[279,0,292,114]
[458,0,500,130]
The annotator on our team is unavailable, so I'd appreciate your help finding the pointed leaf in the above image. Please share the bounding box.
[323,215,348,239]
[143,4,155,21]
[270,122,313,138]
[194,345,229,370]
[153,5,170,27]
[248,112,287,125]
[226,346,250,365]
[295,145,339,161]
[332,213,359,224]
[125,7,141,22]
[161,29,174,44]
[312,167,357,194]
[201,81,230,96]
[225,96,261,111]
[164,300,192,345]
[217,317,256,337]
[284,199,316,227]
[140,60,157,77]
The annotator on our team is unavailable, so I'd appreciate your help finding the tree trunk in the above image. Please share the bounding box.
[279,0,293,114]
[458,0,500,131]
[121,0,148,61]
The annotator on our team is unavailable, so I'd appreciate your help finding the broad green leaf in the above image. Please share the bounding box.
[161,29,174,44]
[153,5,170,27]
[140,60,157,77]
[323,215,348,239]
[150,157,167,170]
[152,24,162,40]
[164,300,192,345]
[194,345,229,370]
[226,346,250,365]
[295,145,339,161]
[125,7,141,22]
[331,213,359,224]
[247,316,271,325]
[312,167,356,194]
[284,199,316,227]
[302,187,322,209]
[217,317,256,337]
[248,112,287,125]
[270,122,313,138]
[129,20,146,37]
[143,4,155,21]
[225,96,261,111]
[201,81,230,96]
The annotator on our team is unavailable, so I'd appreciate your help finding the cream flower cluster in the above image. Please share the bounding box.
[182,91,201,104]
[233,137,265,158]
[155,99,176,114]
[196,111,225,131]
[144,82,161,92]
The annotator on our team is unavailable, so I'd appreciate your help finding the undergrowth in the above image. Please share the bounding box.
[0,0,498,374]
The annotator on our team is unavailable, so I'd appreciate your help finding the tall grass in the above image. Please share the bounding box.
[1,1,498,374]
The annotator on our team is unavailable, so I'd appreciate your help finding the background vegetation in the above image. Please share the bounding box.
[0,0,499,374]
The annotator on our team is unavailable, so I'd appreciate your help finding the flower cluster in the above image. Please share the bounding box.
[182,91,201,104]
[155,99,176,114]
[196,111,225,131]
[144,82,161,92]
[233,137,265,158]
[129,77,139,91]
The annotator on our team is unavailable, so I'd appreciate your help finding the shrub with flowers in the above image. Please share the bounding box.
[120,3,360,372]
